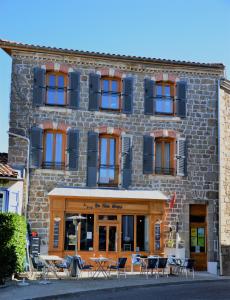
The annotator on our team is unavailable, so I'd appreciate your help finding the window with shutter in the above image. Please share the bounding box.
[46,72,67,106]
[100,77,121,111]
[98,134,119,186]
[43,130,66,170]
[155,137,175,175]
[155,81,176,115]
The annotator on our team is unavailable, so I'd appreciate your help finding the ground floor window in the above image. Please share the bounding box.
[0,191,6,212]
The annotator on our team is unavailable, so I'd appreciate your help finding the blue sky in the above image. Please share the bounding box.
[0,0,230,152]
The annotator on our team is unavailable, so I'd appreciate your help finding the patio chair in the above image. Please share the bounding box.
[131,254,141,272]
[108,257,127,278]
[180,258,195,278]
[75,256,93,278]
[56,255,73,276]
[143,258,158,279]
[157,257,168,277]
[30,255,45,272]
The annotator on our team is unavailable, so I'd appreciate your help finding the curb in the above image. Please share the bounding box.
[26,278,230,300]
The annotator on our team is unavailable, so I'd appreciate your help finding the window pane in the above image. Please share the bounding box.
[45,133,53,162]
[164,142,170,170]
[109,139,115,165]
[80,214,94,251]
[136,216,145,251]
[155,142,162,172]
[0,193,4,212]
[57,90,65,105]
[47,89,56,104]
[164,99,173,113]
[99,226,107,251]
[55,134,62,163]
[165,85,170,97]
[156,85,162,96]
[155,98,163,113]
[111,95,119,109]
[49,75,56,87]
[122,215,134,251]
[103,80,109,91]
[111,80,118,92]
[109,226,117,251]
[64,214,76,251]
[58,75,65,87]
[100,138,107,165]
[155,223,161,250]
[101,95,109,109]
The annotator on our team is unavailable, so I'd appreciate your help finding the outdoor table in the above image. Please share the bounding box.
[90,257,111,279]
[39,255,63,282]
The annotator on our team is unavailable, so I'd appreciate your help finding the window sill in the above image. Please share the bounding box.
[150,115,181,122]
[33,168,72,175]
[94,111,127,118]
[148,174,183,180]
[38,106,72,114]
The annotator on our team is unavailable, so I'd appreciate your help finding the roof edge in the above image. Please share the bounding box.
[0,39,225,71]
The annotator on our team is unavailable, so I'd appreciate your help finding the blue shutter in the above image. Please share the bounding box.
[89,73,100,111]
[30,127,43,168]
[176,81,187,118]
[144,79,155,115]
[87,131,99,187]
[143,136,154,174]
[122,77,133,114]
[67,129,79,170]
[33,67,46,106]
[122,135,132,188]
[68,72,80,109]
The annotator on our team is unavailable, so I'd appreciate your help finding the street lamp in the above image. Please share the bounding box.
[67,215,86,256]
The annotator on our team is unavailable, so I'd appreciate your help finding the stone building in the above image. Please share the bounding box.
[0,39,226,271]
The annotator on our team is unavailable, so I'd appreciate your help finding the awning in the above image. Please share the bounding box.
[48,188,169,201]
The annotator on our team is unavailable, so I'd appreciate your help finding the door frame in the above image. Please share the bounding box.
[97,222,119,253]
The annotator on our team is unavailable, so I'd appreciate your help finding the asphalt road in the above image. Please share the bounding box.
[58,281,230,300]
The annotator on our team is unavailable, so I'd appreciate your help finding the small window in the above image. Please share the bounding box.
[100,77,121,111]
[0,192,6,212]
[155,82,175,115]
[43,131,66,169]
[98,135,119,186]
[46,72,67,106]
[155,137,175,175]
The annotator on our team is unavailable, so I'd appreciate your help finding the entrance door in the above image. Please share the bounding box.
[190,205,207,271]
[98,225,117,252]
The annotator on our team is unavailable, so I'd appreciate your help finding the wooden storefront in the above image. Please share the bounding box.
[48,188,167,266]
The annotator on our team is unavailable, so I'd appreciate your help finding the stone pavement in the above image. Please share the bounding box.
[0,272,229,300]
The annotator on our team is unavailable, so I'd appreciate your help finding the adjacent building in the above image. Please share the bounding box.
[0,39,226,271]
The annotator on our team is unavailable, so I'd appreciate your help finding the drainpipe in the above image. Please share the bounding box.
[8,131,30,220]
[217,79,223,276]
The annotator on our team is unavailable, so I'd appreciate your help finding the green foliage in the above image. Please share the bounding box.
[0,213,26,284]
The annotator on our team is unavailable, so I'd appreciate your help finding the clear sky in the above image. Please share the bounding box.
[0,0,230,153]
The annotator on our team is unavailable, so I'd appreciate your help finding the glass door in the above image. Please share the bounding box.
[98,225,117,252]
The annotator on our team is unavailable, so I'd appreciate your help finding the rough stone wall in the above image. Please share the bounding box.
[8,50,223,259]
[219,85,230,274]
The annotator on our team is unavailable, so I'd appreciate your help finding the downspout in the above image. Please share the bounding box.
[8,131,30,221]
[217,79,223,276]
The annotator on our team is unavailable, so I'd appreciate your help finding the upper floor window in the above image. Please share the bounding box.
[0,191,6,212]
[144,79,186,117]
[43,130,66,170]
[46,72,67,106]
[143,135,187,177]
[100,77,121,111]
[155,82,175,115]
[155,137,175,175]
[98,135,119,186]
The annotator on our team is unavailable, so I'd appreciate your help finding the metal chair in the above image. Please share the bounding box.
[180,258,195,278]
[157,257,168,277]
[143,258,158,279]
[108,257,127,278]
[75,256,93,278]
[56,255,73,276]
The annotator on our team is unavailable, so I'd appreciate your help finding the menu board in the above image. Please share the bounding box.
[53,221,60,248]
[198,228,205,247]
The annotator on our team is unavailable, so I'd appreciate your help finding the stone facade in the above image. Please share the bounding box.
[2,41,225,266]
[219,80,230,275]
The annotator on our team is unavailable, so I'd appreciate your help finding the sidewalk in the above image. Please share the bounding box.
[0,272,229,300]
